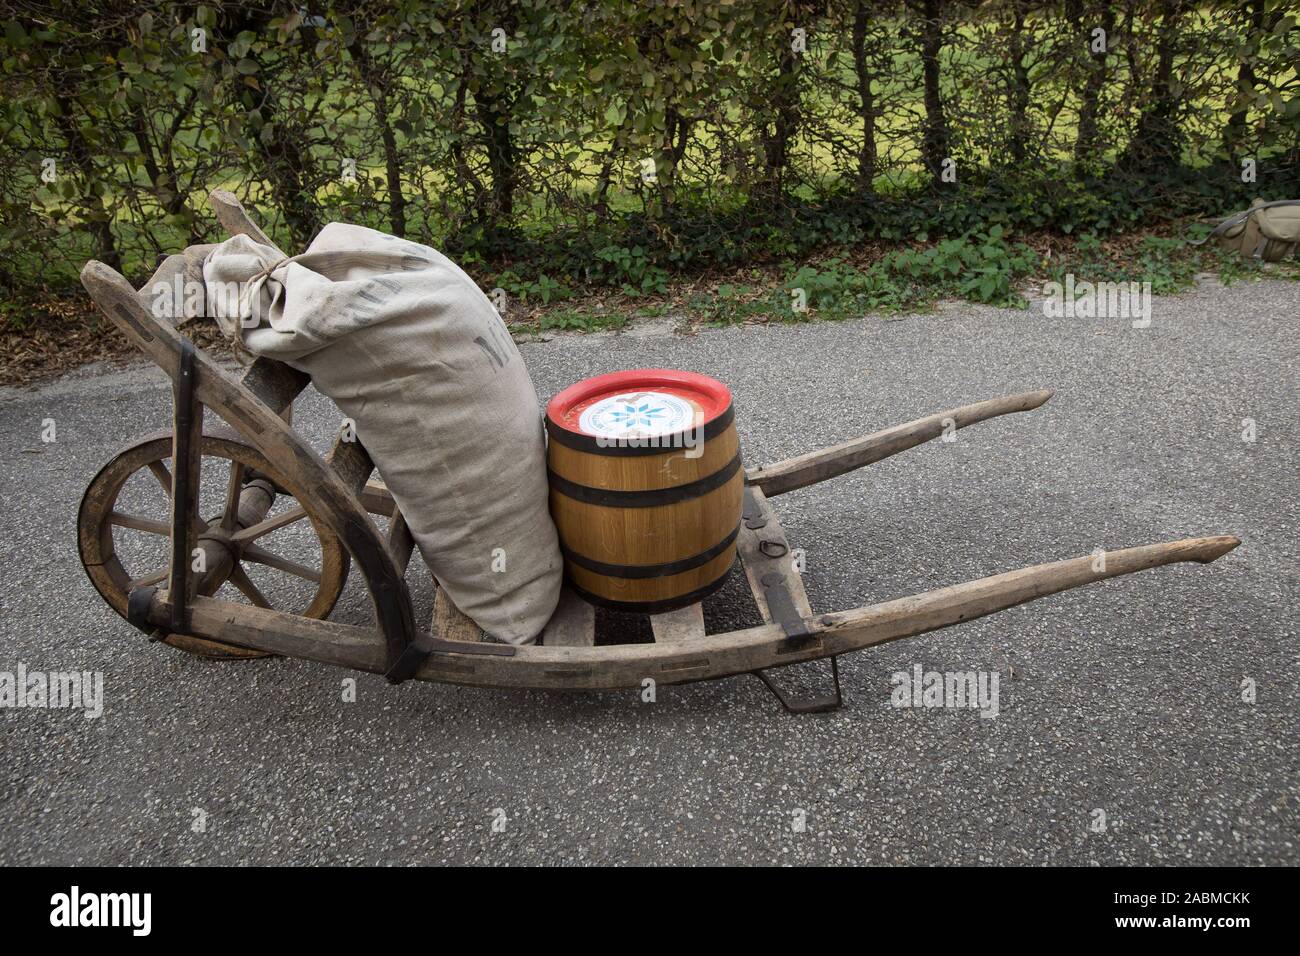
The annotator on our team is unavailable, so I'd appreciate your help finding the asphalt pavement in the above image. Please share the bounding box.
[1,276,1296,864]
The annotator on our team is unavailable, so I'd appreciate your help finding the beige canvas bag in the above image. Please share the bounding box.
[201,223,562,644]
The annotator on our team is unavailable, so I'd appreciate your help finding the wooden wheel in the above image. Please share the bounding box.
[78,430,350,659]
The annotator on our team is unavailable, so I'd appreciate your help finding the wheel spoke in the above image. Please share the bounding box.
[221,459,245,531]
[228,563,273,608]
[231,505,308,545]
[109,508,204,544]
[146,457,206,536]
[109,511,170,536]
[242,543,321,583]
[147,460,173,497]
[129,567,168,588]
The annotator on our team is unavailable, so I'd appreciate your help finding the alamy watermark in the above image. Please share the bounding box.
[594,421,705,455]
[891,665,999,718]
[149,274,256,324]
[50,886,150,936]
[0,665,103,718]
[1041,274,1152,328]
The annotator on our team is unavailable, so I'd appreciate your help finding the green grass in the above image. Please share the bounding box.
[635,227,1300,331]
[533,309,629,333]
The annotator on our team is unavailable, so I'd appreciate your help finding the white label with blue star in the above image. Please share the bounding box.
[578,391,698,439]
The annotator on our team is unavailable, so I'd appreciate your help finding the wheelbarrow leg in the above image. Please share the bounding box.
[754,656,843,714]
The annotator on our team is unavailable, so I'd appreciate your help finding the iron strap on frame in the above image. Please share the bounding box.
[125,339,200,642]
[167,339,199,634]
[741,484,844,714]
[741,485,813,645]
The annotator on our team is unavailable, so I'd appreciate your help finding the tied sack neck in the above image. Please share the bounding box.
[201,233,307,345]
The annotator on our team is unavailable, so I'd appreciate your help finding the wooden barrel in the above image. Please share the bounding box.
[545,370,743,614]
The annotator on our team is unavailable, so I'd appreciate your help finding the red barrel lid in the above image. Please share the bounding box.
[546,369,732,449]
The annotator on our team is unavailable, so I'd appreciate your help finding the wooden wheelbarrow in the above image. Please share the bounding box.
[76,192,1240,713]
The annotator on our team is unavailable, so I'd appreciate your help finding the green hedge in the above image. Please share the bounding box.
[1,0,1297,293]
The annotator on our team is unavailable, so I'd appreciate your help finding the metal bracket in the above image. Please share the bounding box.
[742,486,811,642]
[126,585,166,641]
[744,482,843,712]
[753,656,843,714]
[383,636,433,684]
[760,571,814,643]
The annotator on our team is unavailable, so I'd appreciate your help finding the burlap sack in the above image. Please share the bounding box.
[202,223,562,644]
